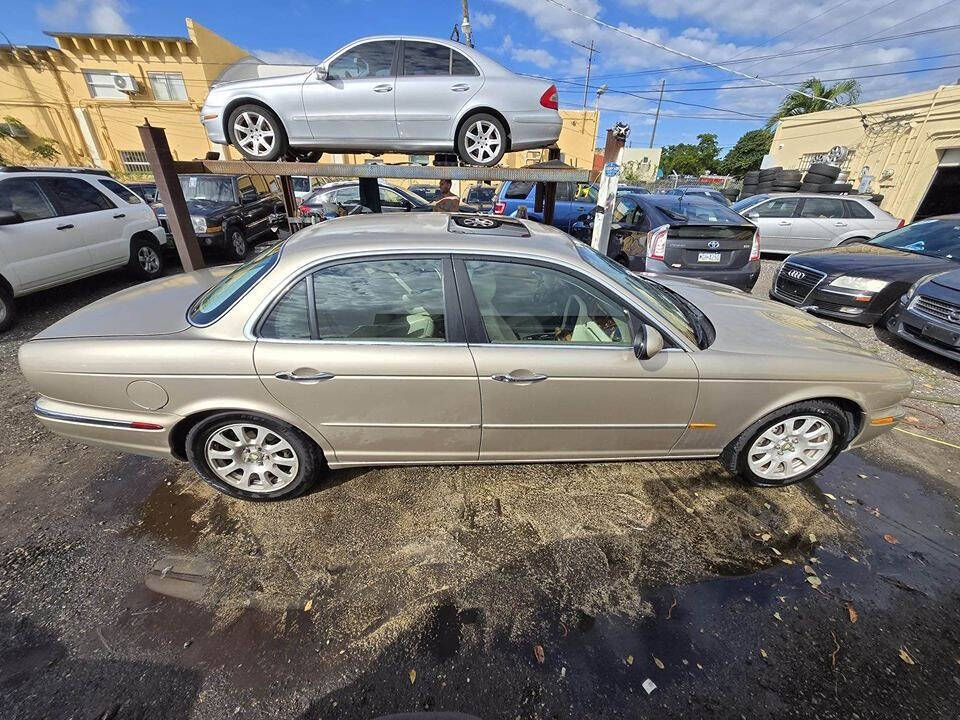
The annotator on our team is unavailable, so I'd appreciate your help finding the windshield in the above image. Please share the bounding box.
[731,195,767,213]
[671,200,750,224]
[866,219,960,260]
[180,176,235,203]
[188,243,282,325]
[577,244,701,347]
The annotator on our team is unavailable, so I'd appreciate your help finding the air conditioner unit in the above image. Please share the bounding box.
[112,73,140,94]
[0,121,28,138]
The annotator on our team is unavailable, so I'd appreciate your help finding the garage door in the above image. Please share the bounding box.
[914,148,960,220]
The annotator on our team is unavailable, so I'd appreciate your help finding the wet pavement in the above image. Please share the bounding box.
[1,261,959,719]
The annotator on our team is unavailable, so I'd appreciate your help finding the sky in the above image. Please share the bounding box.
[5,0,960,154]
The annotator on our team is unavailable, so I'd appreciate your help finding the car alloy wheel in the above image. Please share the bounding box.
[746,415,834,482]
[230,230,247,258]
[233,111,276,158]
[204,422,300,493]
[138,245,161,274]
[464,119,502,165]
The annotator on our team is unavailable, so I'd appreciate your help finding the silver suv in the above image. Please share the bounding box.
[201,35,562,166]
[731,193,901,254]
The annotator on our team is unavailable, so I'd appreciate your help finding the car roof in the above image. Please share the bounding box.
[0,165,112,178]
[280,213,579,264]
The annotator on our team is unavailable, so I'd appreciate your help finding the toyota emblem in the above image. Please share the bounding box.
[787,269,805,280]
[707,240,720,249]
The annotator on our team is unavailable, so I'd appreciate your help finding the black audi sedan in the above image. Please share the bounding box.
[571,193,760,291]
[769,215,960,325]
[888,267,960,362]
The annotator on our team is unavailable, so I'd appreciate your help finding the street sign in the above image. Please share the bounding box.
[604,162,621,177]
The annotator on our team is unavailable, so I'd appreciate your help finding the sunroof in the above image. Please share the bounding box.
[447,214,531,237]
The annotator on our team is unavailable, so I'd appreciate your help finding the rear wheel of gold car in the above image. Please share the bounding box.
[723,401,848,488]
[186,413,321,500]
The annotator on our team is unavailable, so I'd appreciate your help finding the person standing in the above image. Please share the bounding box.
[433,179,461,212]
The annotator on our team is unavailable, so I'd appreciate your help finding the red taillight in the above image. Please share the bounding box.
[750,229,761,261]
[130,421,163,430]
[896,218,905,228]
[493,201,506,215]
[298,204,311,216]
[540,85,558,110]
[646,224,670,260]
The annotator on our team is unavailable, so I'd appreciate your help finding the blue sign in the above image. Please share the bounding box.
[604,162,621,178]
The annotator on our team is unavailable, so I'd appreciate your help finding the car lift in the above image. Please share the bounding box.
[138,122,594,272]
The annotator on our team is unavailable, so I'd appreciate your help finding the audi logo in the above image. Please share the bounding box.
[786,269,806,280]
[707,240,720,249]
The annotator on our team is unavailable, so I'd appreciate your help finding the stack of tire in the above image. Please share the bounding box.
[740,170,761,198]
[799,163,852,194]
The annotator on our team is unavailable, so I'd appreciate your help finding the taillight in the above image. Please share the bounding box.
[298,204,311,216]
[493,201,506,215]
[750,229,761,261]
[539,85,558,110]
[896,218,905,228]
[646,224,669,260]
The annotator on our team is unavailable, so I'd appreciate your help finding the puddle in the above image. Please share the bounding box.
[123,478,205,549]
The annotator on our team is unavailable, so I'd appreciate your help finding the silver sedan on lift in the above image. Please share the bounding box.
[200,36,562,166]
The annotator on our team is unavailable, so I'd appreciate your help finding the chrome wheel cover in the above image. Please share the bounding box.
[464,120,502,164]
[204,422,300,493]
[231,231,246,256]
[233,111,276,157]
[137,246,160,274]
[747,415,834,482]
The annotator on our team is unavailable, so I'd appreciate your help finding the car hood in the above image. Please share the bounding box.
[787,244,957,279]
[656,275,874,361]
[32,267,234,339]
[154,199,234,219]
[931,268,960,292]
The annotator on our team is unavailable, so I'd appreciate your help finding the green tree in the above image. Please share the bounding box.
[660,133,721,176]
[696,132,720,172]
[766,78,861,130]
[720,128,774,177]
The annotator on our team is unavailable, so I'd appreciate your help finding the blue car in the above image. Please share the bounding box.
[493,180,646,232]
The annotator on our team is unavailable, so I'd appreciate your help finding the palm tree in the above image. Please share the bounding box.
[766,78,862,130]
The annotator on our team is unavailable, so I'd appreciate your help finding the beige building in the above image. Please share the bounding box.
[620,146,662,183]
[768,85,960,221]
[0,19,249,174]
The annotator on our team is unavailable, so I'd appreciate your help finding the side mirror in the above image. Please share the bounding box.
[633,324,664,360]
[747,211,760,219]
[0,210,24,226]
[315,63,328,80]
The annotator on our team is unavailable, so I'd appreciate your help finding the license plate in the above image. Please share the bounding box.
[697,252,722,263]
[922,323,959,346]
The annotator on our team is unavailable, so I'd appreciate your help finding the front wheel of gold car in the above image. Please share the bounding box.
[722,401,848,488]
[185,413,322,500]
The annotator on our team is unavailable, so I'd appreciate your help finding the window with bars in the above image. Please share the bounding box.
[120,150,151,173]
[148,72,188,101]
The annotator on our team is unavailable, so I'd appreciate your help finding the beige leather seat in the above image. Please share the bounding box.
[568,295,612,343]
[470,275,519,342]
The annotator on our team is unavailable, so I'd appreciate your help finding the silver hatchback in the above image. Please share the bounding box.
[201,35,562,166]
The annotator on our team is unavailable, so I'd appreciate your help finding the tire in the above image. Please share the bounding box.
[743,171,760,182]
[224,225,248,261]
[772,180,801,190]
[227,104,289,161]
[127,235,165,280]
[456,113,507,166]
[777,169,802,181]
[0,286,14,333]
[758,166,781,180]
[802,172,833,185]
[185,412,322,500]
[798,183,821,192]
[807,163,840,180]
[722,400,849,488]
[820,182,853,193]
[756,182,775,192]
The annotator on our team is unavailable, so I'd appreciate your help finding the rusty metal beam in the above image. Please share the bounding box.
[138,123,205,271]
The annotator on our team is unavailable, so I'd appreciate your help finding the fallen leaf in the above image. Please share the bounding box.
[303,599,313,612]
[845,499,857,506]
[409,669,417,684]
[809,533,818,543]
[534,645,545,664]
[760,532,772,542]
[642,678,657,694]
[760,648,768,659]
[884,534,900,545]
[696,663,703,670]
[899,647,916,665]
[626,655,634,665]
[849,555,860,563]
[774,612,783,622]
[809,557,820,564]
[771,547,782,556]
[806,575,822,589]
[847,606,858,624]
[857,473,868,479]
[824,493,837,501]
[803,565,816,575]
[653,656,665,670]
[781,558,794,565]
[904,415,920,426]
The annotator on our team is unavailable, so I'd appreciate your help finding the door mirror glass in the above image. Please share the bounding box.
[314,63,328,80]
[634,324,664,360]
[0,209,24,225]
[747,211,760,219]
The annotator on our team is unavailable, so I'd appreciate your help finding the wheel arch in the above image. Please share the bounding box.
[455,107,512,152]
[128,229,161,261]
[0,272,13,298]
[727,394,865,451]
[221,97,289,145]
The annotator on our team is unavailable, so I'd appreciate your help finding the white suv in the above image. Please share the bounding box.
[0,167,168,331]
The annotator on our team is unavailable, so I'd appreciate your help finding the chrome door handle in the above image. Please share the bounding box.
[274,370,335,382]
[113,213,126,219]
[56,224,74,230]
[491,372,548,383]
[833,221,847,226]
[451,83,470,91]
[777,220,792,225]
[373,84,393,93]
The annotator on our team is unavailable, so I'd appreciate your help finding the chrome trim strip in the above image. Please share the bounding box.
[33,404,163,430]
[776,261,827,305]
[328,453,719,468]
[484,423,687,429]
[320,422,479,428]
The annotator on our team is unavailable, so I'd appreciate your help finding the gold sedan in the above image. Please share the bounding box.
[19,214,912,500]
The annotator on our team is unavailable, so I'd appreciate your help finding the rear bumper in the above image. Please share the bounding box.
[888,297,960,362]
[34,396,177,460]
[645,258,760,291]
[506,112,562,150]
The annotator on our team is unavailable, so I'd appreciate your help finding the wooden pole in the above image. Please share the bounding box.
[138,122,204,271]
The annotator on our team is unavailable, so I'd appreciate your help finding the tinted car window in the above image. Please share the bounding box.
[181,176,234,202]
[260,278,311,339]
[0,178,57,221]
[237,176,258,202]
[249,175,268,195]
[800,197,844,218]
[336,186,361,204]
[190,243,282,326]
[328,40,397,79]
[868,219,960,260]
[464,259,631,345]
[379,187,409,208]
[844,200,875,219]
[751,198,800,218]
[403,41,477,76]
[312,258,446,340]
[675,201,748,224]
[731,195,768,213]
[41,178,116,214]
[98,179,142,204]
[451,50,479,76]
[613,196,638,223]
[504,181,534,199]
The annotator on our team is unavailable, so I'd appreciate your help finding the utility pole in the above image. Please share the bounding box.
[571,39,599,110]
[649,79,665,148]
[461,0,474,47]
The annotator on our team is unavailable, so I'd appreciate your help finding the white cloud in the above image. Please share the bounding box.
[36,0,130,33]
[511,46,558,68]
[88,0,130,33]
[251,48,323,66]
[472,11,496,29]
